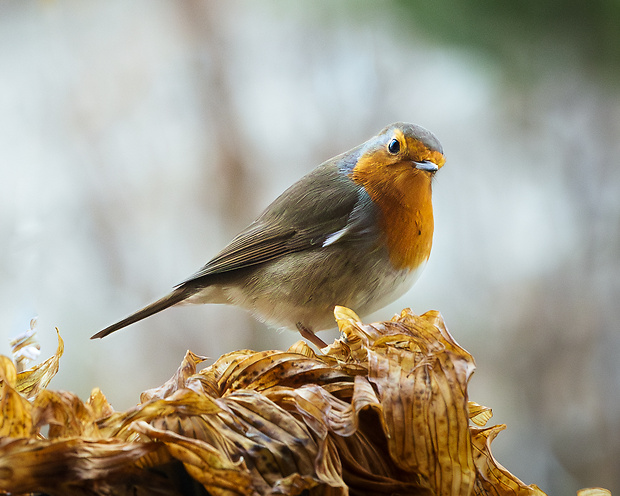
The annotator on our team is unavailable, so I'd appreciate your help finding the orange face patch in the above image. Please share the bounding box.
[349,134,443,270]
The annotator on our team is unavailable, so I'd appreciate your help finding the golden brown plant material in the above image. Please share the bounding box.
[0,308,603,495]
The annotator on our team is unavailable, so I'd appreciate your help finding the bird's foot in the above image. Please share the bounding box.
[296,322,328,349]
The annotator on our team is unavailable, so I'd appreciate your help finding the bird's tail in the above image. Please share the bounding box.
[91,285,196,339]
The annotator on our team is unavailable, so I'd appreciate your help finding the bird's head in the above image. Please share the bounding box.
[349,122,446,270]
[349,122,445,201]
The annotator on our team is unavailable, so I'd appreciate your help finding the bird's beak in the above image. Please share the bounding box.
[414,160,439,172]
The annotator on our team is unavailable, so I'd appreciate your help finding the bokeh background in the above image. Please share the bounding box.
[1,0,619,493]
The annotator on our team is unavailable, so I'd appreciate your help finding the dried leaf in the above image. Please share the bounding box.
[15,327,64,398]
[32,389,102,439]
[140,350,207,402]
[98,388,223,440]
[0,436,164,495]
[471,424,545,496]
[577,489,612,496]
[87,387,115,420]
[0,355,17,387]
[133,420,255,496]
[0,308,608,495]
[208,349,355,395]
[9,317,41,372]
[469,401,493,427]
[345,309,477,495]
[0,378,33,438]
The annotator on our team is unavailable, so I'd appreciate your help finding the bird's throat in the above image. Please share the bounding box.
[351,165,435,271]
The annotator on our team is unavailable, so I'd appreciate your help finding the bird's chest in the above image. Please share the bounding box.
[375,192,435,271]
[351,165,435,271]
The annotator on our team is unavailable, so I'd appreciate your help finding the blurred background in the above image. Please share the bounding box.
[1,0,619,493]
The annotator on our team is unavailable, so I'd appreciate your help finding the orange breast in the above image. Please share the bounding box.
[350,159,435,271]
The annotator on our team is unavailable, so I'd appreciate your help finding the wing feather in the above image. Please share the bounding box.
[179,161,378,285]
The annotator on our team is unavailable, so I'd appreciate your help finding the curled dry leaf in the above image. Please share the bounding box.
[469,401,494,427]
[9,317,41,373]
[0,436,165,495]
[15,327,64,398]
[470,424,545,496]
[140,350,208,402]
[577,489,612,496]
[0,309,607,495]
[0,357,33,438]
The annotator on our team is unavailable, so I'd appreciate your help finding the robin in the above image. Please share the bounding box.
[92,122,445,348]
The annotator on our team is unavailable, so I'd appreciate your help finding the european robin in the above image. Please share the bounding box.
[92,122,445,348]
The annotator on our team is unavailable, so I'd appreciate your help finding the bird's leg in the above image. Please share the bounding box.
[296,322,328,349]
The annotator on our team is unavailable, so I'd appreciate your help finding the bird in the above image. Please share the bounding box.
[92,122,445,348]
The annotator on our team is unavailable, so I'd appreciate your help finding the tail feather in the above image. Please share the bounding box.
[91,286,196,339]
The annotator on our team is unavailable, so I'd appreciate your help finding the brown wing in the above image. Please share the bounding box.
[179,161,377,284]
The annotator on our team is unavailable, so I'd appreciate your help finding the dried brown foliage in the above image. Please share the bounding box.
[0,308,604,495]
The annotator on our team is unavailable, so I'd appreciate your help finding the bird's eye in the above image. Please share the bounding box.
[387,138,400,155]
